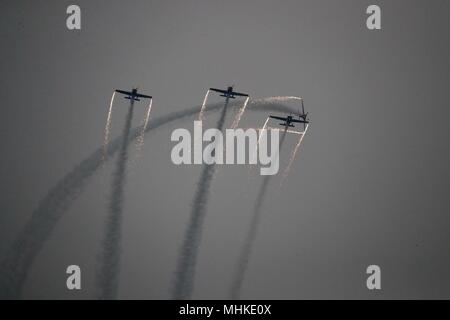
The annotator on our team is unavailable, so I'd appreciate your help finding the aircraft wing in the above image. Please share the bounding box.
[232,91,249,97]
[115,89,132,96]
[135,93,152,99]
[269,115,287,121]
[210,88,227,94]
[290,118,308,123]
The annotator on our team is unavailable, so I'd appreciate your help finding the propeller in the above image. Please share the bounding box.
[298,100,308,120]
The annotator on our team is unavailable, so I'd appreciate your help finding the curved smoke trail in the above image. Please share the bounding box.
[0,98,295,299]
[96,103,134,299]
[172,99,230,300]
[230,129,288,300]
[0,103,224,299]
[256,96,303,104]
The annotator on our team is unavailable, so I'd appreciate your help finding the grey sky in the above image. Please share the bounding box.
[0,0,449,299]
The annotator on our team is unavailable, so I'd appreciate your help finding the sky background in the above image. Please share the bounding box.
[0,0,449,299]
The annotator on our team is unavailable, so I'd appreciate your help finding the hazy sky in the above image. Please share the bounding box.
[0,0,449,299]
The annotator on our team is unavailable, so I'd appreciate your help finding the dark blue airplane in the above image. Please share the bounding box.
[115,88,152,102]
[270,115,309,128]
[270,100,309,129]
[210,86,249,99]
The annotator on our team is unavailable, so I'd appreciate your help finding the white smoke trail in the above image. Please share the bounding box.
[0,98,298,299]
[102,91,116,160]
[135,98,153,155]
[231,96,250,129]
[280,124,309,186]
[285,129,303,135]
[258,118,270,142]
[198,90,210,121]
[253,96,303,104]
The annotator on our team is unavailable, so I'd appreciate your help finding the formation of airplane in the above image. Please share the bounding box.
[115,88,152,101]
[210,86,249,99]
[114,85,310,130]
[270,100,309,130]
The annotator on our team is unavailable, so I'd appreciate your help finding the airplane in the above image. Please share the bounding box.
[210,86,249,99]
[270,99,310,130]
[269,114,309,129]
[115,88,152,102]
